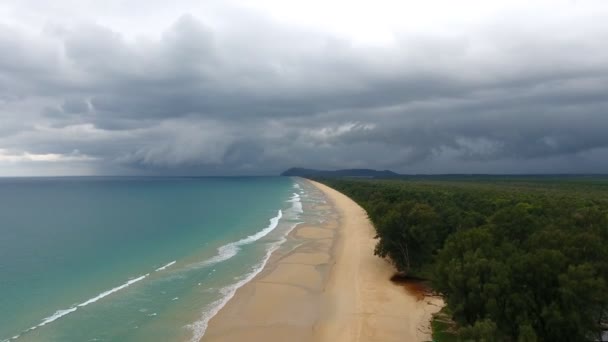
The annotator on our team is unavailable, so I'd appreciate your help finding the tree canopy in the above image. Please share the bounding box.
[319,177,608,341]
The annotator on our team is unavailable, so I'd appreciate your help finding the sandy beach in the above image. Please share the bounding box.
[202,179,443,342]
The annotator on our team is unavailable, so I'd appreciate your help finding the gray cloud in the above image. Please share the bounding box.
[1,1,608,175]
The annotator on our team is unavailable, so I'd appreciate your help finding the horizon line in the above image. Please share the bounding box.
[2,173,608,178]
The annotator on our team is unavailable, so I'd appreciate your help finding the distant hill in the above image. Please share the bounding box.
[280,167,400,178]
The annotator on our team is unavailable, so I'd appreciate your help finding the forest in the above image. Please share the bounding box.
[318,177,608,341]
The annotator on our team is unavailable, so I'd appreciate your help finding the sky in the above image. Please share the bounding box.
[1,0,608,176]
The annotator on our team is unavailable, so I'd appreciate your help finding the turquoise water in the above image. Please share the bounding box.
[0,177,304,342]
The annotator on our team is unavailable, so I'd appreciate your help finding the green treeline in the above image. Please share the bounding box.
[318,178,608,341]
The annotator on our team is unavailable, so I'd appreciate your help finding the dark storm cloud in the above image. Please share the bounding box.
[1,1,608,175]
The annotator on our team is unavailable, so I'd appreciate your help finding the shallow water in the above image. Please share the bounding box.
[0,177,305,342]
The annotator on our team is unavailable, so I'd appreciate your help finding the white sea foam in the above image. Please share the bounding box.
[191,210,283,269]
[237,210,282,245]
[155,261,176,272]
[13,273,150,339]
[293,183,301,189]
[186,222,300,342]
[2,334,21,342]
[288,192,303,214]
[198,244,238,268]
[187,191,306,341]
[37,307,78,327]
[78,274,148,307]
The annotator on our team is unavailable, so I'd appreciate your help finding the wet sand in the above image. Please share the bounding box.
[201,179,443,342]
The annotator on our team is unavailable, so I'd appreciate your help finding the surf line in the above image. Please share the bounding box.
[12,273,151,340]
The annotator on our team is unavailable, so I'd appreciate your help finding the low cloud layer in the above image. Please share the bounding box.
[1,0,608,175]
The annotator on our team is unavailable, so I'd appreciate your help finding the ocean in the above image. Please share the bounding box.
[0,176,307,342]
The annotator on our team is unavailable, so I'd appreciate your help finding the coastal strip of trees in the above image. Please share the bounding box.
[318,177,608,341]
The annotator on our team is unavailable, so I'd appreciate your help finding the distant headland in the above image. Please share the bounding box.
[280,167,400,178]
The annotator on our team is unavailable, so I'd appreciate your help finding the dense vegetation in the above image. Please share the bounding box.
[318,177,608,341]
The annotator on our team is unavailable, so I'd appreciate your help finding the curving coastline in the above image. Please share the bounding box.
[201,179,442,342]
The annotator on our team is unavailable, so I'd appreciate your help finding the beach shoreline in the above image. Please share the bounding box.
[201,178,443,342]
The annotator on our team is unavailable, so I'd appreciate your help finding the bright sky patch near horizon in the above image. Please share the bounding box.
[1,0,607,176]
